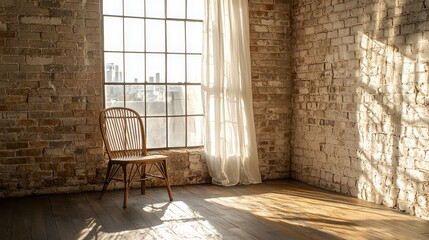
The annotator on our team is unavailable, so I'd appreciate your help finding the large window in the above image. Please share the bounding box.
[102,0,204,149]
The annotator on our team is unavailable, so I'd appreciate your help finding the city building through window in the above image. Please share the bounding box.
[102,0,204,148]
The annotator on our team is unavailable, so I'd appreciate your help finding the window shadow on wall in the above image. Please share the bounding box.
[356,0,429,217]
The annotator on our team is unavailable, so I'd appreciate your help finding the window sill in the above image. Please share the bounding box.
[148,146,204,155]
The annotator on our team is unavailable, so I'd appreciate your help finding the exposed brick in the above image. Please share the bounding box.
[0,151,15,158]
[0,0,103,197]
[6,142,29,150]
[17,119,37,127]
[20,16,62,25]
[25,57,53,65]
[249,0,292,180]
[292,0,429,220]
[0,158,27,164]
[18,148,42,157]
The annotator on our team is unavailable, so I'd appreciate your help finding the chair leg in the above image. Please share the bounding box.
[99,163,112,199]
[162,160,173,201]
[165,176,173,201]
[122,165,129,208]
[140,163,146,195]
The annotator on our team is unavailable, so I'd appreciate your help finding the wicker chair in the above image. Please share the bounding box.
[99,107,173,208]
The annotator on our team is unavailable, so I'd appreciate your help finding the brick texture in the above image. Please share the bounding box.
[0,0,291,197]
[291,0,429,219]
[0,0,105,196]
[249,0,293,180]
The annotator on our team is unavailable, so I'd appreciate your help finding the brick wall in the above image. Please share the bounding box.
[0,0,291,197]
[0,0,105,196]
[249,0,293,180]
[292,0,429,219]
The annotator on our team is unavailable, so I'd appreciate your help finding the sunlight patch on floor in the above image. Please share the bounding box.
[205,191,419,239]
[77,201,222,240]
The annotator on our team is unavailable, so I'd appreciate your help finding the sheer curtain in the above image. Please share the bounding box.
[201,0,261,186]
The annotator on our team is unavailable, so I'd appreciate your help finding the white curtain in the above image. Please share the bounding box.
[201,0,261,186]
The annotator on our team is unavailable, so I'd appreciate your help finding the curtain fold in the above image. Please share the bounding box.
[202,0,261,186]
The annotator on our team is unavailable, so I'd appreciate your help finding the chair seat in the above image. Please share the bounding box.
[111,154,168,164]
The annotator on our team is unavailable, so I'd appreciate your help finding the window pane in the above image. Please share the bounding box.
[146,0,165,18]
[105,85,124,108]
[147,118,166,148]
[124,18,144,52]
[146,85,166,116]
[167,0,185,19]
[125,53,144,83]
[167,85,185,115]
[103,0,204,149]
[187,85,202,115]
[187,55,201,83]
[103,0,122,16]
[167,21,185,53]
[167,54,185,83]
[125,86,145,115]
[104,52,123,83]
[187,0,204,20]
[146,54,165,83]
[124,0,144,17]
[146,19,165,52]
[187,116,203,146]
[104,17,123,51]
[168,117,185,147]
[186,22,202,53]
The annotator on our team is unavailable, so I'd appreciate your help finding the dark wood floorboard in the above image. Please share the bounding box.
[67,193,106,239]
[51,194,78,239]
[28,196,48,239]
[0,197,13,240]
[11,197,33,240]
[41,195,61,240]
[85,191,131,239]
[1,180,428,240]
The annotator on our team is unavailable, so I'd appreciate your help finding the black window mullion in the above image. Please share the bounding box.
[105,82,201,86]
[104,13,202,22]
[144,2,148,143]
[121,1,125,108]
[184,0,188,147]
[101,5,106,109]
[105,51,202,55]
[164,1,169,148]
[146,114,202,118]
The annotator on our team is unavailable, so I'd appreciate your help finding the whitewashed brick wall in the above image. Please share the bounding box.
[292,0,429,219]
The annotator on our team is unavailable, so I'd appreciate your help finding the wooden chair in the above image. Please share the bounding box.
[99,107,173,208]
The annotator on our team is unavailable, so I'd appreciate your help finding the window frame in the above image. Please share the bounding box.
[101,0,204,150]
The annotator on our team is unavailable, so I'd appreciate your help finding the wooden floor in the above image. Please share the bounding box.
[0,180,428,240]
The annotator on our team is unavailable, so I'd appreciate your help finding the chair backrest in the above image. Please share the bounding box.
[99,107,147,159]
